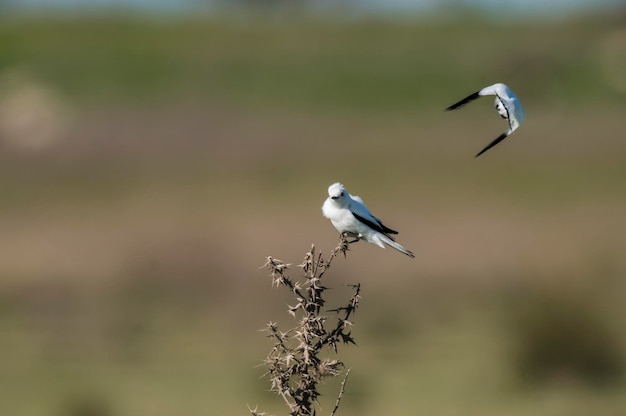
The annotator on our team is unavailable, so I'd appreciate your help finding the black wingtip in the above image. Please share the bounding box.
[383,227,399,235]
[475,132,508,158]
[475,146,490,158]
[445,91,481,112]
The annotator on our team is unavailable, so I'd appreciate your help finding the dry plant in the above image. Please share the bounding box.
[250,237,361,416]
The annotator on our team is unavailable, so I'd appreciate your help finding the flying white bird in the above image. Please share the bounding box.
[446,83,525,157]
[322,182,415,258]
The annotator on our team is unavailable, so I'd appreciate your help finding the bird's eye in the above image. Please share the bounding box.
[340,192,344,197]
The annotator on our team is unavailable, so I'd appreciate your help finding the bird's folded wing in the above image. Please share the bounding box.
[351,211,396,239]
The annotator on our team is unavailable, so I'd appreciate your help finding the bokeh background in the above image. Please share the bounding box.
[1,1,626,415]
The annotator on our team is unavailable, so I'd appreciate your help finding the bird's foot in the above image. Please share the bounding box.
[340,232,360,244]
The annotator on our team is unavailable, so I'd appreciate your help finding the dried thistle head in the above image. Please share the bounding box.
[263,256,289,273]
[316,359,344,378]
[263,256,293,287]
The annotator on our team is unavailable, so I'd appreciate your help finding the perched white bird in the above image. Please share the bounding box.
[322,182,415,258]
[446,83,525,157]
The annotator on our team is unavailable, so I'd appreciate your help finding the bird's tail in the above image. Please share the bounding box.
[378,234,415,258]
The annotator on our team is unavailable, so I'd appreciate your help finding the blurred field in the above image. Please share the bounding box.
[0,13,625,416]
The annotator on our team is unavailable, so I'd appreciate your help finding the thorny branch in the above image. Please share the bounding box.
[253,236,359,416]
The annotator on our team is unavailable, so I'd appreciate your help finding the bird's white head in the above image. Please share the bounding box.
[328,182,347,202]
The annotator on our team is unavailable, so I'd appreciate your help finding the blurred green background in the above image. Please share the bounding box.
[1,2,626,415]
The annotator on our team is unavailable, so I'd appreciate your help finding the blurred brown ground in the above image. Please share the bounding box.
[0,14,625,416]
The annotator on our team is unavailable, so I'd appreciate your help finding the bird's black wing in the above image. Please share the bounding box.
[475,132,509,158]
[445,91,481,111]
[373,216,398,235]
[351,212,398,240]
